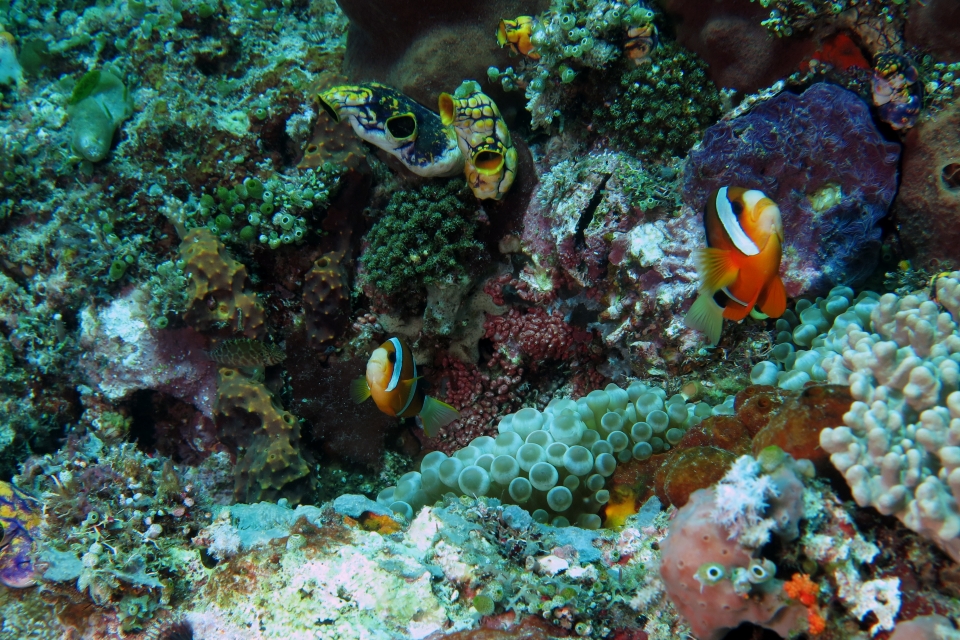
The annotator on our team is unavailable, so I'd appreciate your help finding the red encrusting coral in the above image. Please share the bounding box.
[427,355,524,454]
[484,307,586,366]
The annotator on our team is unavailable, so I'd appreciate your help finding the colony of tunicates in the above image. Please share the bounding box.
[377,381,736,528]
[750,286,881,390]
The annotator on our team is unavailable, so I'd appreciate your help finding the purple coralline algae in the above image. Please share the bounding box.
[683,82,901,297]
[0,480,40,589]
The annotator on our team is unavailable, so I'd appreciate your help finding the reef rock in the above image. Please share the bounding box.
[684,82,900,296]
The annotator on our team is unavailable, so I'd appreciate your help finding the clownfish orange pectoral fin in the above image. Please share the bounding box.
[350,377,372,404]
[756,275,787,318]
[685,292,724,346]
[419,396,461,438]
[694,248,739,293]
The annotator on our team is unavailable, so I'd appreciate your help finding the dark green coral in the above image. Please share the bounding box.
[360,180,485,295]
[596,43,722,159]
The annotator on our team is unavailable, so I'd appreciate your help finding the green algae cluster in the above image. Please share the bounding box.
[596,42,722,160]
[360,179,484,296]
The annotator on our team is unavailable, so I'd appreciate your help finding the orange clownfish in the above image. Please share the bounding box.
[497,16,540,60]
[684,187,787,345]
[350,337,461,437]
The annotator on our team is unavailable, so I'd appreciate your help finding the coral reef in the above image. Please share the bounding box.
[3,0,960,635]
[684,82,901,296]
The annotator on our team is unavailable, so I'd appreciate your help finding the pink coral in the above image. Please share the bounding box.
[484,307,587,366]
[427,354,523,453]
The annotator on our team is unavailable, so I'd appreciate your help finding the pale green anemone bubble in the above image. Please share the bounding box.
[632,441,653,460]
[494,431,523,457]
[626,381,647,402]
[635,392,663,419]
[530,461,559,491]
[617,448,633,463]
[694,402,714,418]
[547,486,573,512]
[512,407,544,438]
[593,489,610,505]
[563,445,594,476]
[604,384,630,411]
[586,473,605,492]
[526,430,552,447]
[778,370,811,391]
[563,475,580,491]
[608,431,629,453]
[532,509,549,523]
[751,361,780,386]
[772,342,795,362]
[550,411,583,445]
[470,436,496,454]
[793,323,819,347]
[509,477,532,503]
[421,468,443,494]
[491,455,520,485]
[630,421,652,443]
[650,436,665,453]
[591,439,613,457]
[545,442,567,467]
[458,465,491,497]
[665,428,684,446]
[439,457,464,488]
[516,443,546,471]
[475,454,494,471]
[552,515,570,527]
[647,410,669,434]
[377,487,395,504]
[577,514,602,529]
[666,393,686,406]
[579,429,600,448]
[455,445,481,464]
[585,389,609,417]
[595,453,617,477]
[667,403,688,427]
[391,501,414,520]
[599,411,623,436]
[421,450,447,473]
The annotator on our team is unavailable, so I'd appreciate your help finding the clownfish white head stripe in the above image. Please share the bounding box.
[716,187,760,256]
[386,337,403,392]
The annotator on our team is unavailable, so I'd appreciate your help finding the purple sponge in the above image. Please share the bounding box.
[683,83,900,297]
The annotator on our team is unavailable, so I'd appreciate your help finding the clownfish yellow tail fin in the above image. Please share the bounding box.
[419,396,461,438]
[756,275,787,319]
[350,377,372,404]
[685,292,724,346]
[694,248,739,293]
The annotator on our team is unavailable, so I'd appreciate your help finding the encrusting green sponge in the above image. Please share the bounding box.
[68,69,134,162]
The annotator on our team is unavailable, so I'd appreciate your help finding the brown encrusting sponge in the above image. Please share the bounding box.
[214,367,313,505]
[179,228,266,340]
[303,250,350,347]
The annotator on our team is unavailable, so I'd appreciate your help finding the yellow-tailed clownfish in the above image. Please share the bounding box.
[684,187,787,345]
[497,16,540,60]
[351,337,460,437]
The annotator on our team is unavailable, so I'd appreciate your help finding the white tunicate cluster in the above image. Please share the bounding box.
[759,272,960,561]
[378,381,737,528]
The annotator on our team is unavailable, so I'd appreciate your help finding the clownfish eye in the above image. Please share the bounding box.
[730,199,744,216]
[388,351,397,364]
